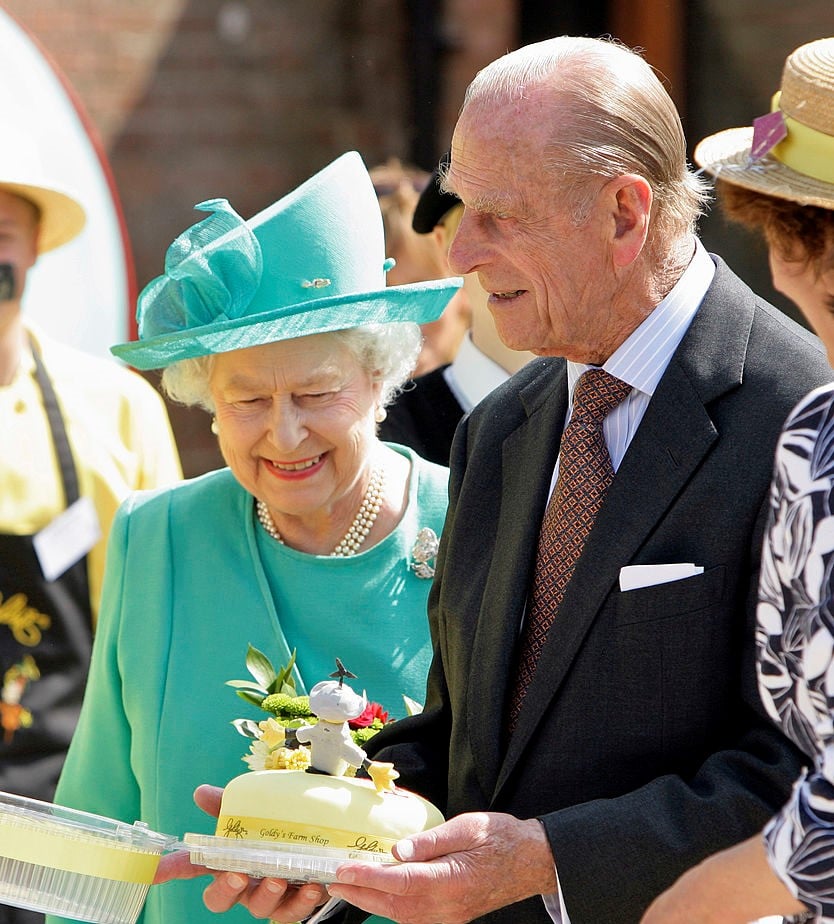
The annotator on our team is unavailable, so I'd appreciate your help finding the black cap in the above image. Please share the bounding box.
[411,152,460,234]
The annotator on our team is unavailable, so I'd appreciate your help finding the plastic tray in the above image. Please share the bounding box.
[184,832,397,884]
[0,790,177,924]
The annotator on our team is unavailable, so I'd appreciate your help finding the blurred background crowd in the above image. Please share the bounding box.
[3,0,831,475]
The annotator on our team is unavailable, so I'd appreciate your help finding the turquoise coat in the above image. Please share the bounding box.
[48,446,448,924]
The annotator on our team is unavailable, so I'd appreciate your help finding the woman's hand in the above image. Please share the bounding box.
[152,786,226,886]
[200,869,327,922]
[640,835,807,924]
[154,784,328,922]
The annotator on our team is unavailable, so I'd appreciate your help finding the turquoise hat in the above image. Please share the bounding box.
[111,151,463,370]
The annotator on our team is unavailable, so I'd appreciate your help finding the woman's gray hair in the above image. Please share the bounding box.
[161,322,422,412]
[460,36,711,279]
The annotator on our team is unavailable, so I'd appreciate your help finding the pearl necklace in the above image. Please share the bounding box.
[255,466,386,557]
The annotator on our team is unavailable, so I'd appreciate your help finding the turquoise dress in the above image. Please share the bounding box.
[47,445,447,924]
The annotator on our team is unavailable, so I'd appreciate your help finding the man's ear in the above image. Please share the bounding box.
[604,174,652,268]
[432,223,453,260]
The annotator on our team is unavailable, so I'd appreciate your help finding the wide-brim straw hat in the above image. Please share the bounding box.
[694,36,834,210]
[0,133,86,252]
[112,152,463,370]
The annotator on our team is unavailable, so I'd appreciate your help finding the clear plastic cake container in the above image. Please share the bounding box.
[0,790,178,923]
[184,832,397,884]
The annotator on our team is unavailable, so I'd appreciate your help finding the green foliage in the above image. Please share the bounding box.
[227,646,395,755]
[402,694,424,716]
[261,693,312,719]
[226,644,299,707]
[261,692,295,714]
[283,716,318,729]
[281,695,310,717]
[231,718,262,740]
[350,725,381,747]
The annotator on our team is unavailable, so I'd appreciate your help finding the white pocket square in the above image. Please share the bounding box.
[619,563,704,592]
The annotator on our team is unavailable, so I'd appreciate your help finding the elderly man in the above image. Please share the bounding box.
[190,35,832,924]
[0,160,181,834]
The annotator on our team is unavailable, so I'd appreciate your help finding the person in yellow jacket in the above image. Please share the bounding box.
[0,156,182,822]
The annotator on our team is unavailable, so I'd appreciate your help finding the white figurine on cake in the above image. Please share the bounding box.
[295,659,399,792]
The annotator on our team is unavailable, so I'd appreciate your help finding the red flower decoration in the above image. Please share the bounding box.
[349,702,389,728]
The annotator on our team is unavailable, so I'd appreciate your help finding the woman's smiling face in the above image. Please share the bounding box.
[209,332,381,532]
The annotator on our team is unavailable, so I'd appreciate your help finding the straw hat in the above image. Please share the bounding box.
[112,152,463,370]
[0,133,86,252]
[694,37,834,210]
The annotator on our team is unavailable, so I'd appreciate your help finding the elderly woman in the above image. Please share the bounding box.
[46,152,461,924]
[641,37,834,924]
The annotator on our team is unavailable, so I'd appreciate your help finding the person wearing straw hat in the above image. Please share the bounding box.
[46,151,461,924]
[641,36,834,924]
[0,147,181,838]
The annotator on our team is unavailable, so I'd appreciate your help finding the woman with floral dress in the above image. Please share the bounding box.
[641,37,834,924]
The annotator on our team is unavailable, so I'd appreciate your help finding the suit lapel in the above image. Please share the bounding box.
[492,260,756,798]
[466,362,569,798]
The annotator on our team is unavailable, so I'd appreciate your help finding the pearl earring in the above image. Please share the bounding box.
[374,406,387,424]
[211,417,219,435]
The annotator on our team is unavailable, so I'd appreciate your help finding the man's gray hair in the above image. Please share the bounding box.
[460,36,710,275]
[161,323,422,412]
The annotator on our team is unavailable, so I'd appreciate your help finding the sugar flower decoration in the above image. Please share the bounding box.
[227,645,406,775]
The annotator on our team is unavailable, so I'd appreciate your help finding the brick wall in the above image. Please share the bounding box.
[1,0,512,475]
[3,0,829,473]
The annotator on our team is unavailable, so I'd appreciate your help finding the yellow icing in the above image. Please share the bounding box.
[217,770,444,849]
[215,814,397,852]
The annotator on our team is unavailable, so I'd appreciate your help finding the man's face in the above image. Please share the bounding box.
[445,95,620,363]
[0,190,39,300]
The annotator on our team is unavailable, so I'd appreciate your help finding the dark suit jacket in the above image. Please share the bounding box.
[364,258,834,923]
[379,365,464,466]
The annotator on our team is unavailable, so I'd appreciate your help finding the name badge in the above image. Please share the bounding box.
[33,497,101,582]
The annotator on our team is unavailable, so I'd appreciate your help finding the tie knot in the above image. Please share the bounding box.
[572,369,632,423]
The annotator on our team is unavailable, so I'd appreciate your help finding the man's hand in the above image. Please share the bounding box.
[154,784,327,922]
[327,811,557,924]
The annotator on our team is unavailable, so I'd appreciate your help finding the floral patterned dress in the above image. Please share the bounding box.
[757,382,834,922]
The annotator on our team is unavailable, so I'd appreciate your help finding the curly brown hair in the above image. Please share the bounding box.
[716,179,834,273]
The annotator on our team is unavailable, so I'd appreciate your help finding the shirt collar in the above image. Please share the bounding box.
[444,333,512,412]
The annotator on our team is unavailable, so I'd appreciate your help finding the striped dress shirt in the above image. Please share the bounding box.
[553,239,716,492]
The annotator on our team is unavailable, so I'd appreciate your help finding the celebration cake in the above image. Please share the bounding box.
[185,652,443,883]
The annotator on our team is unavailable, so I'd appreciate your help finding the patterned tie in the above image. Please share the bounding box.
[507,368,632,732]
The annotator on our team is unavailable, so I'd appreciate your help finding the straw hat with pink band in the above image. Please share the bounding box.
[694,36,834,210]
